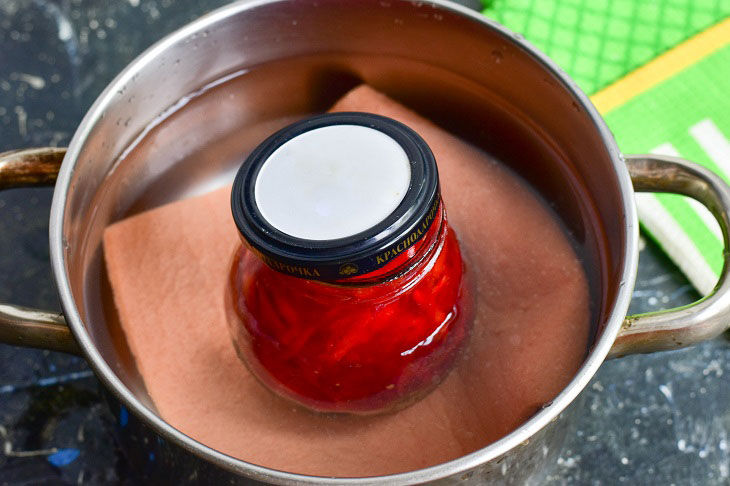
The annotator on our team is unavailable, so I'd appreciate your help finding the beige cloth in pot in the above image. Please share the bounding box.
[103,85,589,477]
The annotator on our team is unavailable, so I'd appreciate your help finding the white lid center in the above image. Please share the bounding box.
[254,124,412,241]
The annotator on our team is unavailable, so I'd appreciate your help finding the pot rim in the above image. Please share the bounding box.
[49,0,638,484]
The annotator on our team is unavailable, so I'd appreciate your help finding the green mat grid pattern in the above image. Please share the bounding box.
[482,0,730,94]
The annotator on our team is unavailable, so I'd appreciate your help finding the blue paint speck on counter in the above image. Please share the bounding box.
[48,448,80,467]
[120,405,129,427]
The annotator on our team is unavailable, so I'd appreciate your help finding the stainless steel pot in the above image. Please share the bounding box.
[2,0,730,484]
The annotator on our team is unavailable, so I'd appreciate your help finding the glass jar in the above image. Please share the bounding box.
[226,113,473,414]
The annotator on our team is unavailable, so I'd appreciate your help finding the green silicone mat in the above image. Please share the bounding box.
[481,0,730,94]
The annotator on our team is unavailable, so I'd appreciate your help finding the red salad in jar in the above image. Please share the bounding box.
[226,113,474,414]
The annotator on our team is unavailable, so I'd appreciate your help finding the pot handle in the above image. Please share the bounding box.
[609,154,730,359]
[0,148,81,355]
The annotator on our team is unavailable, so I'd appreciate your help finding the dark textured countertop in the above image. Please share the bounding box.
[1,1,728,484]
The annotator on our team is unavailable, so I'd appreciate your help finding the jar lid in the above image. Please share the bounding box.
[231,112,440,281]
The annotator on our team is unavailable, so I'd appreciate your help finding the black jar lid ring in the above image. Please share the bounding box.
[231,112,440,282]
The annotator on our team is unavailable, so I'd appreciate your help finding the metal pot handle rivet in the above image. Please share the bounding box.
[609,154,730,358]
[0,147,80,355]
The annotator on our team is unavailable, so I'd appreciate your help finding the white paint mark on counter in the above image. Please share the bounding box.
[17,73,45,89]
[14,105,26,136]
[58,15,73,41]
[659,384,673,404]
